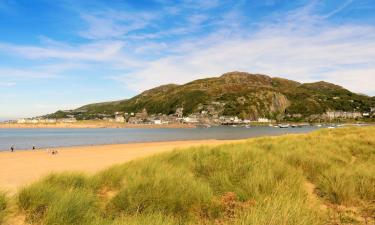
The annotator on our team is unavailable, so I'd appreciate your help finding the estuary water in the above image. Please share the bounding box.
[0,126,320,151]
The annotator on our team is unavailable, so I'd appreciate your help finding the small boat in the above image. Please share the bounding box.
[278,124,290,128]
[245,125,251,128]
[316,124,322,127]
[328,126,336,129]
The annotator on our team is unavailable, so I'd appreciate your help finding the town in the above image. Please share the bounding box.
[8,106,375,127]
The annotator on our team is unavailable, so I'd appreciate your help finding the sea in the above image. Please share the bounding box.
[0,126,321,151]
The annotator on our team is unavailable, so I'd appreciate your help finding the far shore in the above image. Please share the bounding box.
[0,139,245,192]
[1,120,373,129]
[0,121,196,129]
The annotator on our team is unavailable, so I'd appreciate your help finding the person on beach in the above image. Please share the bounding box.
[32,146,36,150]
[51,150,58,155]
[10,145,14,152]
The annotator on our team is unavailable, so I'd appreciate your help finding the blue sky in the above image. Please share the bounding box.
[1,0,375,119]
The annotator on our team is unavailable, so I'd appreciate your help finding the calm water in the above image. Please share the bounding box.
[0,126,321,151]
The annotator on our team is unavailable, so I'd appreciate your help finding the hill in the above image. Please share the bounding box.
[45,72,375,121]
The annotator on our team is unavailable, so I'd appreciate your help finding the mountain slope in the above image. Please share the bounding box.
[45,72,375,120]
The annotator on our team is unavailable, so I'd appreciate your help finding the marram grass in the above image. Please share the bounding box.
[2,126,374,225]
[0,191,7,223]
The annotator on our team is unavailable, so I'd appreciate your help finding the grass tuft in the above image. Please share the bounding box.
[0,191,7,223]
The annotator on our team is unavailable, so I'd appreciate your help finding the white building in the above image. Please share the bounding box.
[17,119,26,123]
[115,115,125,123]
[258,118,270,123]
[183,117,199,123]
[60,118,77,123]
[153,119,162,125]
[30,119,38,124]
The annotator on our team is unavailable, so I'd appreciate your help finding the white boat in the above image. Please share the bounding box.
[328,126,336,129]
[278,124,290,128]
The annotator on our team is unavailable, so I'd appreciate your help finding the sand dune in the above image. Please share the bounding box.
[0,139,242,192]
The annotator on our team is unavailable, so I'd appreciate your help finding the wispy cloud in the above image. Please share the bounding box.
[321,0,354,19]
[113,4,375,95]
[181,0,221,10]
[79,10,159,40]
[0,41,124,61]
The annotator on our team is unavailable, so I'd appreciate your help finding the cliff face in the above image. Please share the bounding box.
[45,71,375,120]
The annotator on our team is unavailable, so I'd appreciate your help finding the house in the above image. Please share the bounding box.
[257,118,270,123]
[175,107,184,118]
[128,117,142,124]
[30,119,38,124]
[153,119,162,125]
[17,119,26,124]
[46,119,57,123]
[232,117,241,123]
[325,111,362,119]
[115,115,125,122]
[183,116,199,123]
[60,118,77,123]
[135,108,148,120]
[363,112,370,117]
[114,112,125,123]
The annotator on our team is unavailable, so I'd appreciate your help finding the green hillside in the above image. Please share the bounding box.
[45,72,375,120]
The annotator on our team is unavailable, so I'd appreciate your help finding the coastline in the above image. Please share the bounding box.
[0,139,244,192]
[0,121,196,129]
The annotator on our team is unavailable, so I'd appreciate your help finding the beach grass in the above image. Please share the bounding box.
[0,192,7,223]
[3,126,375,224]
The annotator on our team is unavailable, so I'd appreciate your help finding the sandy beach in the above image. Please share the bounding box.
[0,139,243,192]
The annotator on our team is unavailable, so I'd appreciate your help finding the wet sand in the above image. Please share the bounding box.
[0,139,243,192]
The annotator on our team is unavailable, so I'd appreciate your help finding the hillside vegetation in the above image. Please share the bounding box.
[46,72,375,120]
[1,127,374,225]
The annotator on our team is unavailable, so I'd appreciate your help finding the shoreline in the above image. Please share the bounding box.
[0,139,245,192]
[0,121,196,129]
[1,121,373,129]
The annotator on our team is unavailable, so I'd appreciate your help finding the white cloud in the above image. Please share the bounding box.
[181,0,220,9]
[79,10,158,40]
[0,41,124,61]
[113,11,375,96]
[321,0,354,19]
[0,68,56,79]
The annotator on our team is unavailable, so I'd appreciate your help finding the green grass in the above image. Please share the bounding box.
[3,126,375,224]
[0,191,7,223]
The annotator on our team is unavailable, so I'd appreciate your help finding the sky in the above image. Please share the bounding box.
[0,0,375,119]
